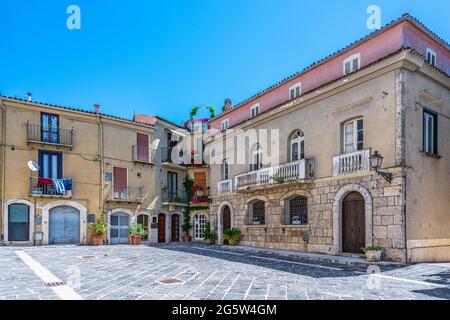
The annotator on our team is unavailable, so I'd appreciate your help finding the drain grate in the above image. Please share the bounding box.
[157,278,183,285]
[78,255,97,259]
[45,281,66,287]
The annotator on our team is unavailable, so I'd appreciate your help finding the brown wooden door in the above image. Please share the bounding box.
[222,206,231,231]
[158,214,166,243]
[136,133,149,162]
[342,192,365,254]
[171,215,179,242]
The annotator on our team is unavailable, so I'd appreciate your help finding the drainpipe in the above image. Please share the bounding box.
[96,110,105,223]
[396,69,408,263]
[1,99,6,244]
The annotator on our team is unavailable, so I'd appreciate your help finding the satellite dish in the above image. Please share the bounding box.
[150,138,160,150]
[27,160,39,172]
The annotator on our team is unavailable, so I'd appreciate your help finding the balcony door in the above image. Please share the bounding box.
[290,130,304,161]
[167,171,178,201]
[136,132,149,162]
[113,167,128,200]
[39,151,62,179]
[41,113,59,144]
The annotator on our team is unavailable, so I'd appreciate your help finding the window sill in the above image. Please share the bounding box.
[420,151,442,159]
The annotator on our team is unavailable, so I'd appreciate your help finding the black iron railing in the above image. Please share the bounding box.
[27,122,73,147]
[132,145,153,163]
[162,190,188,204]
[29,177,73,197]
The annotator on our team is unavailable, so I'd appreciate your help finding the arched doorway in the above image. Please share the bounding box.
[110,211,130,244]
[171,214,179,242]
[8,203,30,241]
[137,214,149,240]
[158,213,166,243]
[49,206,80,244]
[342,192,365,253]
[222,206,231,244]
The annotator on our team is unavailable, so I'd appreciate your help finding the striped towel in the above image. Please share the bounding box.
[52,179,66,194]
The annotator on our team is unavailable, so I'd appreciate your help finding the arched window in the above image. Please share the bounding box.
[246,200,265,225]
[289,130,304,161]
[282,196,307,225]
[250,143,262,171]
[222,159,229,180]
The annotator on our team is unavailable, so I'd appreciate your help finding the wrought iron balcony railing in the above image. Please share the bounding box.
[132,145,153,163]
[27,122,73,147]
[106,185,144,202]
[29,177,73,197]
[162,190,189,204]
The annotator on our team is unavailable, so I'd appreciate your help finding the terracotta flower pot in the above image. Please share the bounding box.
[183,234,192,242]
[91,234,103,246]
[130,235,142,245]
[228,239,237,246]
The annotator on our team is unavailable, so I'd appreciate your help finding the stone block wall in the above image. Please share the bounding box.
[211,171,406,262]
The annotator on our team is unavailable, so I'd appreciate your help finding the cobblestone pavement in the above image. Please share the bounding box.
[0,243,449,300]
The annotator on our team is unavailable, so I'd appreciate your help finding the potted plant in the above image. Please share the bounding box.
[182,208,192,242]
[129,223,148,245]
[223,228,241,246]
[204,222,216,245]
[87,221,108,246]
[362,245,384,262]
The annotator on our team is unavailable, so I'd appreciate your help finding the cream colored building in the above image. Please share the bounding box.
[0,97,189,245]
[208,16,450,263]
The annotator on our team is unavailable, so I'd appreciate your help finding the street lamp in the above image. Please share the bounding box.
[369,151,392,183]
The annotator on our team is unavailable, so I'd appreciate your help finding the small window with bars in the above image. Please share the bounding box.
[426,48,437,67]
[282,196,308,225]
[246,200,265,225]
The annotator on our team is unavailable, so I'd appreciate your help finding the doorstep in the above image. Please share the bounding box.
[216,245,403,267]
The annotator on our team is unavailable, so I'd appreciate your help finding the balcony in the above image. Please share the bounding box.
[234,159,315,190]
[162,190,189,205]
[27,122,73,148]
[161,147,187,170]
[332,149,370,176]
[29,177,73,198]
[106,185,143,203]
[132,145,154,164]
[217,179,233,195]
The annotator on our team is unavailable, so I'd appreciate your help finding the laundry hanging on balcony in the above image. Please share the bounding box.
[51,178,73,194]
[38,177,53,185]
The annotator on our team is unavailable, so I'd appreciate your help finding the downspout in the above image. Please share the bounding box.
[96,112,105,224]
[0,99,6,244]
[395,69,408,263]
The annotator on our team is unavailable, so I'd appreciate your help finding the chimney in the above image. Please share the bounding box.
[27,92,32,102]
[223,98,232,112]
[94,104,100,114]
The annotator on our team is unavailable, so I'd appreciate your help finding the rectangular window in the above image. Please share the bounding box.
[220,119,229,131]
[343,53,361,75]
[113,167,128,199]
[167,171,178,200]
[250,104,260,118]
[343,118,363,153]
[289,83,302,99]
[39,150,62,179]
[41,113,59,144]
[426,48,437,67]
[423,110,438,154]
[222,160,229,180]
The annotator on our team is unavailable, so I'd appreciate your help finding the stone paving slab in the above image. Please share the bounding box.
[212,244,402,267]
[0,244,448,300]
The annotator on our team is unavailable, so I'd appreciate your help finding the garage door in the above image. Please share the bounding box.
[110,212,129,244]
[49,206,80,244]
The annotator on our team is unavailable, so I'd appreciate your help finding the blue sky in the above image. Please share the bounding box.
[1,0,449,125]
